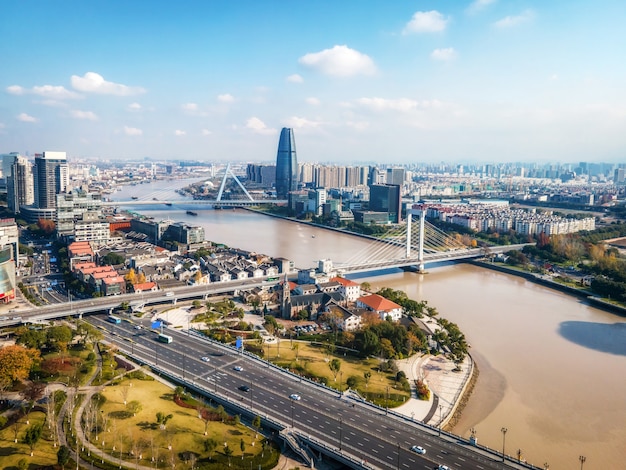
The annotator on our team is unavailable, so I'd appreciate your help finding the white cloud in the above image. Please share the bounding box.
[201,129,212,136]
[7,85,25,95]
[33,85,81,99]
[182,103,198,111]
[286,74,304,83]
[71,72,146,96]
[174,130,186,136]
[356,97,419,112]
[69,110,98,120]
[431,47,457,61]
[217,93,235,103]
[245,117,276,135]
[403,11,448,34]
[17,113,38,122]
[494,10,534,28]
[39,100,69,108]
[306,97,321,106]
[467,0,497,14]
[124,126,142,136]
[7,84,80,99]
[283,116,322,129]
[298,45,376,77]
[346,121,370,131]
[128,102,142,111]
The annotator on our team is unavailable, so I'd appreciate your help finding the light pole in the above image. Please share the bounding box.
[579,455,586,470]
[501,427,508,462]
[386,386,390,415]
[438,404,443,436]
[338,416,342,451]
[291,402,294,428]
[396,442,400,470]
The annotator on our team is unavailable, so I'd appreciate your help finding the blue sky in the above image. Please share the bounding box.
[2,0,625,164]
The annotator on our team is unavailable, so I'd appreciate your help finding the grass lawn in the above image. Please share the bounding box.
[0,410,58,469]
[263,340,410,406]
[95,378,278,469]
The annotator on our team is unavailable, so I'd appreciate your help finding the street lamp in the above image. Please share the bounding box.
[579,455,586,470]
[396,443,401,470]
[501,427,508,462]
[338,416,343,451]
[386,386,390,415]
[438,404,443,436]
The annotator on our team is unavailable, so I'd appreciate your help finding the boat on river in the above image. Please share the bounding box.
[186,210,198,216]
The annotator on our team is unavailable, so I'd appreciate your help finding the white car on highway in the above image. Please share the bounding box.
[289,393,301,401]
[411,445,426,454]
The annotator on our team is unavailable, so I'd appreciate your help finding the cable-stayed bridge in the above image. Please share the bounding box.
[334,207,527,274]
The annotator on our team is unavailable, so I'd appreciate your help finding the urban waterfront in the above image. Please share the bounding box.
[114,179,626,469]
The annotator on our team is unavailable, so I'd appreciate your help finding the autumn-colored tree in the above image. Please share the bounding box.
[125,268,137,285]
[137,271,147,284]
[37,218,56,234]
[21,381,46,405]
[0,345,40,384]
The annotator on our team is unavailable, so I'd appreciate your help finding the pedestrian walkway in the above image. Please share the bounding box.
[394,352,473,428]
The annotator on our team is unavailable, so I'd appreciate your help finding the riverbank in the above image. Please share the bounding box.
[468,260,626,317]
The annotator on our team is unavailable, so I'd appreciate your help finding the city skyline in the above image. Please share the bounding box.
[2,1,625,164]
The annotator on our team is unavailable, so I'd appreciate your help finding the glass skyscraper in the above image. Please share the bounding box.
[275,128,298,198]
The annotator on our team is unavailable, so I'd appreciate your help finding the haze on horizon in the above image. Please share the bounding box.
[1,0,625,164]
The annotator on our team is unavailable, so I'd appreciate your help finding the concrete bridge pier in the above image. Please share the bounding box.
[407,206,427,273]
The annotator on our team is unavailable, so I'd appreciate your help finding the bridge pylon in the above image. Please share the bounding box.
[406,206,426,272]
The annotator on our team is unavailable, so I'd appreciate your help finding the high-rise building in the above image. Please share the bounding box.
[4,153,34,213]
[34,151,68,209]
[275,128,298,198]
[386,167,405,186]
[369,184,402,223]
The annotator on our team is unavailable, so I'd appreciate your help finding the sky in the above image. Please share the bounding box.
[1,0,625,165]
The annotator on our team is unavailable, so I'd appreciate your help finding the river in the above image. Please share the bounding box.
[113,179,626,469]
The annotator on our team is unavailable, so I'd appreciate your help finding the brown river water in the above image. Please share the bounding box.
[118,181,626,469]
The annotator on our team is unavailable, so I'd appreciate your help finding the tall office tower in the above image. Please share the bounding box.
[34,151,68,209]
[369,184,402,223]
[275,128,298,198]
[386,167,405,186]
[6,154,34,213]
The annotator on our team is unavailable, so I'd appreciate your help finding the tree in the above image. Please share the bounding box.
[125,268,137,285]
[57,445,71,469]
[363,371,372,390]
[0,345,40,384]
[17,459,28,470]
[252,415,261,438]
[46,326,73,352]
[21,381,46,409]
[203,438,218,460]
[101,252,125,266]
[224,445,233,466]
[23,422,43,456]
[360,281,371,292]
[127,400,142,416]
[15,328,47,349]
[329,359,341,382]
[156,412,173,430]
[240,438,245,459]
[120,384,131,405]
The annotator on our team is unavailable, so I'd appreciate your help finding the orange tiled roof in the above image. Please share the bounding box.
[330,277,359,287]
[357,294,401,312]
[134,282,156,290]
